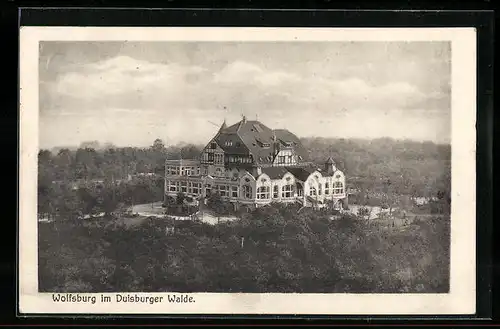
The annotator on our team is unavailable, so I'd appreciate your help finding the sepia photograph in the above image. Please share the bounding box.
[19,27,476,315]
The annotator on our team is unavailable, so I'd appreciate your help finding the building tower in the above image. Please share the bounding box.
[324,157,337,175]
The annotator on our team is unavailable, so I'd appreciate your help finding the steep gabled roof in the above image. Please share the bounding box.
[325,156,336,164]
[236,120,276,164]
[273,129,309,162]
[285,166,318,182]
[212,119,309,165]
[215,132,249,155]
[261,167,290,180]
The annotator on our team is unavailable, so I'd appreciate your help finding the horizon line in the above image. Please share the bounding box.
[40,135,452,151]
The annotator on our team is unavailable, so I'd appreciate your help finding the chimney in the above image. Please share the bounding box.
[256,167,262,176]
[242,115,247,124]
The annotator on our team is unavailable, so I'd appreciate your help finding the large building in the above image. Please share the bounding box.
[164,117,347,210]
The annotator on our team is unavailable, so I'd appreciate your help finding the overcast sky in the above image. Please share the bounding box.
[39,41,451,149]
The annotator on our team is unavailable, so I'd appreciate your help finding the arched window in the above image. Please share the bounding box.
[242,185,252,199]
[333,182,344,195]
[257,186,270,199]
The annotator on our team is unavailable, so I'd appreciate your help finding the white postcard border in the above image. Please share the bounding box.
[19,27,477,315]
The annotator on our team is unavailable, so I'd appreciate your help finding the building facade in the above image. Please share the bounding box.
[164,117,347,210]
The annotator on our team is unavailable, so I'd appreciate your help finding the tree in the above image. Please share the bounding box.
[77,188,100,217]
[100,187,119,216]
[206,193,231,217]
[180,144,202,159]
[176,192,186,205]
[152,139,165,152]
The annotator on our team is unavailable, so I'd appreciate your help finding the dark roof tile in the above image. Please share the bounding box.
[260,167,289,180]
[213,119,309,165]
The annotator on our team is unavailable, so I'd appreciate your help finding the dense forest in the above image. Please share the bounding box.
[302,137,451,198]
[39,204,449,293]
[37,137,451,293]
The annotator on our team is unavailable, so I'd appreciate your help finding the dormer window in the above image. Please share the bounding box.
[284,141,292,147]
[253,124,263,132]
[262,143,270,147]
[224,141,233,147]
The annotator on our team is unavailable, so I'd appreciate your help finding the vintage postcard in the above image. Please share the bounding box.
[19,27,476,315]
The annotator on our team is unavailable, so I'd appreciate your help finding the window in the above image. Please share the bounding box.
[309,187,317,196]
[253,124,263,132]
[318,183,322,195]
[278,156,285,164]
[181,181,188,193]
[215,154,224,164]
[325,182,329,195]
[215,168,223,176]
[210,142,217,149]
[231,186,238,198]
[167,180,177,192]
[208,153,214,162]
[218,185,228,197]
[243,185,252,199]
[282,184,293,198]
[273,185,279,198]
[191,183,201,195]
[333,182,344,195]
[257,186,270,199]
